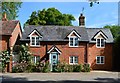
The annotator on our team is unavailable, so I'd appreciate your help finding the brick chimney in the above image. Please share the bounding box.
[2,13,8,21]
[79,13,85,26]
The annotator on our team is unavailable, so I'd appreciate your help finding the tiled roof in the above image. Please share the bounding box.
[21,25,114,43]
[21,25,89,42]
[0,20,19,35]
[86,28,114,43]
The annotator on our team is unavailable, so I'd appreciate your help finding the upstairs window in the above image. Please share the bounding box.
[96,38,105,48]
[69,37,79,47]
[30,36,40,46]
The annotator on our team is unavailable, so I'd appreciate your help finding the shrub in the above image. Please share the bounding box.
[73,64,82,72]
[83,63,90,72]
[42,62,50,73]
[12,62,28,73]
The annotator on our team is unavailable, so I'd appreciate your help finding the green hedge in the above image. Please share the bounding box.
[12,62,90,73]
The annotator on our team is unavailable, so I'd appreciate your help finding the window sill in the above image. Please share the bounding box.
[69,63,78,65]
[69,46,79,48]
[30,45,40,47]
[96,46,105,48]
[96,63,104,65]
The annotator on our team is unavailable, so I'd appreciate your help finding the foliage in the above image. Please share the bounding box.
[104,25,120,70]
[19,45,32,63]
[0,50,10,72]
[1,2,22,20]
[104,25,120,41]
[25,7,75,26]
[53,62,83,72]
[82,63,90,72]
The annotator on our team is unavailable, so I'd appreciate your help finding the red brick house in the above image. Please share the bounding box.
[21,13,114,71]
[0,13,22,72]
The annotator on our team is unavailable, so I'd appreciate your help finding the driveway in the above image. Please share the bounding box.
[1,71,120,83]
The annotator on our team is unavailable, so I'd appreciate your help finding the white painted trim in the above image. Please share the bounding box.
[69,56,78,65]
[47,46,61,54]
[28,29,42,37]
[94,31,107,40]
[30,36,40,47]
[96,38,105,48]
[96,56,105,64]
[69,36,79,47]
[67,30,81,38]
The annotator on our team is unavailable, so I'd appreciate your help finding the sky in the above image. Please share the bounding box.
[17,2,118,29]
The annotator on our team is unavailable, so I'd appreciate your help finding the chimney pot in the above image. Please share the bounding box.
[79,13,85,26]
[2,13,8,21]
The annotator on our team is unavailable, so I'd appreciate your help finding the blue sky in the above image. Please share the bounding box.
[17,2,118,29]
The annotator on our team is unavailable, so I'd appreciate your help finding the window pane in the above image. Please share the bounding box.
[97,39,100,47]
[74,38,78,46]
[101,39,104,47]
[70,38,73,46]
[70,56,73,63]
[74,56,78,63]
[32,56,35,63]
[101,57,104,63]
[97,57,100,63]
[36,56,40,62]
[32,37,35,45]
[36,37,40,45]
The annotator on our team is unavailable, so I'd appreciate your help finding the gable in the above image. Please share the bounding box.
[47,45,61,54]
[28,29,42,37]
[93,30,108,40]
[86,28,114,43]
[1,20,19,35]
[67,29,81,38]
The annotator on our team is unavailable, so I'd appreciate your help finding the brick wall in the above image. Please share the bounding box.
[29,41,86,64]
[0,35,10,51]
[88,43,113,70]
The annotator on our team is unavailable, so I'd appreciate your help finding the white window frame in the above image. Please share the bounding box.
[96,38,105,48]
[32,56,40,64]
[30,36,40,47]
[96,56,105,64]
[69,36,79,47]
[69,56,78,65]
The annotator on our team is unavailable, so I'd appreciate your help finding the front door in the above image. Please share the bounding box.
[50,52,58,71]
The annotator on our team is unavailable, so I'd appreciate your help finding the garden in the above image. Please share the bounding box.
[0,45,90,73]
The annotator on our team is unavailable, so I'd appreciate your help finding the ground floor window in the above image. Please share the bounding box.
[96,56,105,64]
[69,56,78,64]
[32,56,40,64]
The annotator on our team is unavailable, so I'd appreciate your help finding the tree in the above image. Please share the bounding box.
[1,2,22,20]
[104,25,120,70]
[25,7,75,26]
[19,45,32,63]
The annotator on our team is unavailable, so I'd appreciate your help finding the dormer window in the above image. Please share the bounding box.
[67,30,81,47]
[93,30,107,48]
[96,38,105,48]
[69,37,79,47]
[31,36,40,46]
[29,29,42,47]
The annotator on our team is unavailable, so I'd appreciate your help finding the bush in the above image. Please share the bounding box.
[83,63,90,72]
[41,62,50,73]
[73,64,82,72]
[12,62,28,73]
[53,63,83,72]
